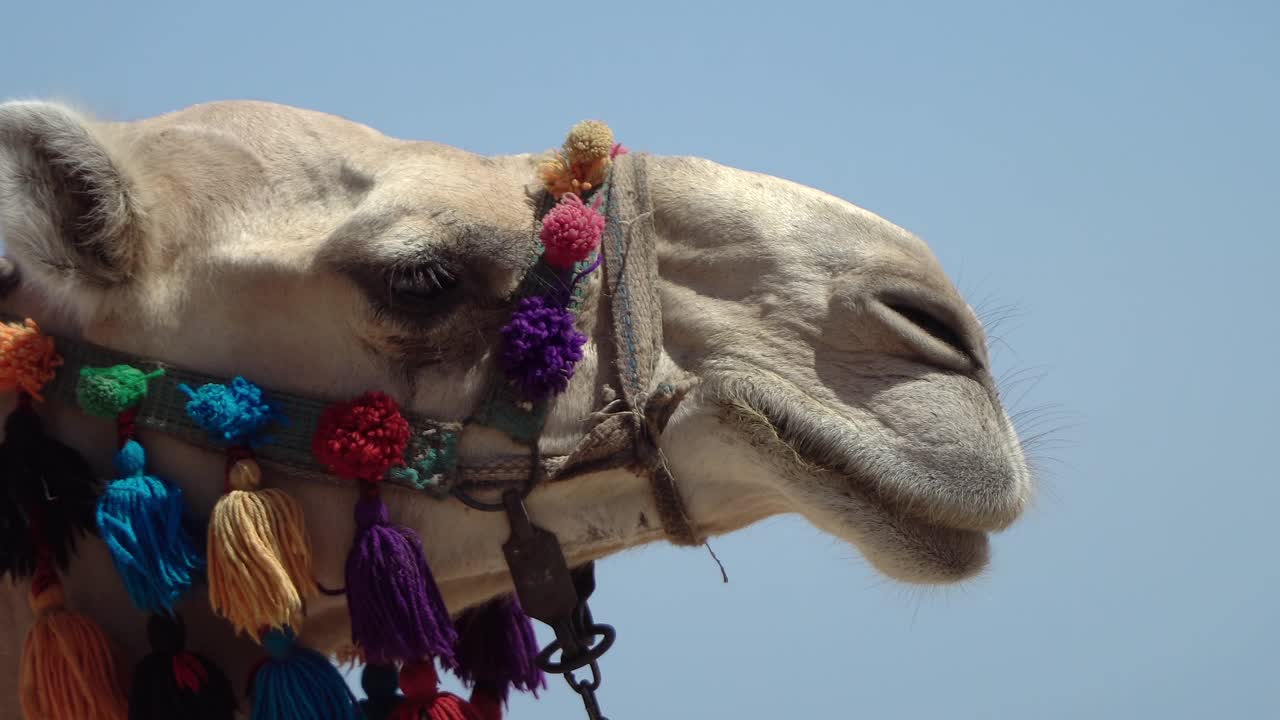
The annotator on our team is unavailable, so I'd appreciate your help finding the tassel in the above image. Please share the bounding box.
[96,439,204,612]
[249,628,360,720]
[453,595,545,704]
[0,398,99,579]
[128,613,236,720]
[79,365,204,612]
[389,662,481,720]
[346,490,456,665]
[180,378,314,636]
[19,565,128,720]
[207,478,315,635]
[313,392,455,665]
[357,663,403,720]
[467,689,503,720]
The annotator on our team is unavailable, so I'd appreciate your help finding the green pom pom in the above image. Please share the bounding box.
[76,365,164,417]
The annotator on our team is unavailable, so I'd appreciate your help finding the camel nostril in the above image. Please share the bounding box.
[883,300,974,363]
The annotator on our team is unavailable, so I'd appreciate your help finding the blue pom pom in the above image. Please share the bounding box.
[97,442,204,613]
[252,628,360,720]
[180,376,283,446]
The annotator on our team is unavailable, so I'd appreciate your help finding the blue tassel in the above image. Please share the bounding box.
[96,439,204,613]
[251,628,360,720]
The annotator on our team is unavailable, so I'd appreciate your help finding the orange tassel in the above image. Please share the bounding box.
[206,461,316,637]
[19,570,127,720]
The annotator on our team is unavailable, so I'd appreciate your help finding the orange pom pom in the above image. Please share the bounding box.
[0,319,62,400]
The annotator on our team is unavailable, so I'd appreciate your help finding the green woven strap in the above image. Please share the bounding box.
[39,329,465,496]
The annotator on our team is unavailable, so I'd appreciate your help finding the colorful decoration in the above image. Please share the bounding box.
[0,318,62,400]
[79,365,204,614]
[453,595,545,704]
[249,628,361,720]
[499,296,588,400]
[313,391,456,665]
[182,378,316,637]
[388,661,481,720]
[128,613,236,720]
[19,565,128,720]
[539,119,615,198]
[540,193,606,269]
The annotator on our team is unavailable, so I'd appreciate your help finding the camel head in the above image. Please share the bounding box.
[0,100,1028,645]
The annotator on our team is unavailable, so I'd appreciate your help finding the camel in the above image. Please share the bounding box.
[0,99,1030,717]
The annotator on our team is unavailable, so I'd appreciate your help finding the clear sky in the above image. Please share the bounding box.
[3,1,1277,717]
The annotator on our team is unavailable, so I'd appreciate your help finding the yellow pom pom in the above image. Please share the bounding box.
[563,120,614,163]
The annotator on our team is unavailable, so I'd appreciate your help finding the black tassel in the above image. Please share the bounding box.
[358,663,404,720]
[128,613,237,720]
[0,399,99,579]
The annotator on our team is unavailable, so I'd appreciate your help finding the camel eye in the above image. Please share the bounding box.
[386,261,458,310]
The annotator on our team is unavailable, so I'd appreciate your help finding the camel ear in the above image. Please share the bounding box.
[0,101,143,288]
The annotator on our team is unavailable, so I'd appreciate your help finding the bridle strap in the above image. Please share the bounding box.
[600,154,702,546]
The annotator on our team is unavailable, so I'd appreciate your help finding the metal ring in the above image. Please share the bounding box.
[535,623,617,675]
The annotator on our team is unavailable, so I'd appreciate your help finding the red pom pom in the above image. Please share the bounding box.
[539,194,605,269]
[312,392,411,482]
[391,662,483,720]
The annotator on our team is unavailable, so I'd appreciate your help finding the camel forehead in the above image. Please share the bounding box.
[124,101,537,263]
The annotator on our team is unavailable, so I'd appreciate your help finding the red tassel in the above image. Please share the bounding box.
[389,662,481,720]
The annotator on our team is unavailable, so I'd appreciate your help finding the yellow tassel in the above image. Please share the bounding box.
[19,575,127,720]
[206,485,316,637]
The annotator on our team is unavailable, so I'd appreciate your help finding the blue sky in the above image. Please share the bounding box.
[3,1,1278,717]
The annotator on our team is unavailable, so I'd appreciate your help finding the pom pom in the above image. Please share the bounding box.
[610,142,628,159]
[129,613,237,720]
[346,492,456,665]
[453,595,545,704]
[250,628,360,720]
[500,295,587,400]
[0,402,100,580]
[96,439,204,613]
[358,663,404,720]
[563,120,614,164]
[312,392,411,482]
[19,570,128,720]
[389,662,482,720]
[181,377,282,446]
[0,318,62,400]
[76,365,164,418]
[539,193,605,269]
[207,488,316,636]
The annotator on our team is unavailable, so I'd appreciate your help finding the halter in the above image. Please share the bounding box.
[2,131,701,719]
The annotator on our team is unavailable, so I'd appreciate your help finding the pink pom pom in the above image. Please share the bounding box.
[539,194,605,269]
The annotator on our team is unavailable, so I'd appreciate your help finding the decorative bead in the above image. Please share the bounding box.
[228,458,262,491]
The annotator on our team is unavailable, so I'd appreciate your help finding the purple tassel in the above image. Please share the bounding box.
[346,491,457,666]
[453,595,546,703]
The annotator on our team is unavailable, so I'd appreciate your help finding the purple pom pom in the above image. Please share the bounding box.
[454,595,545,703]
[346,493,457,665]
[500,295,587,400]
